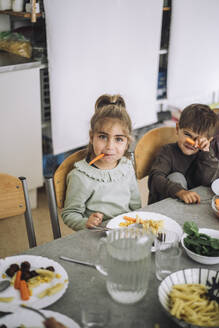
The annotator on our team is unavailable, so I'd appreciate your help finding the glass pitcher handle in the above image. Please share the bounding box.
[95,237,108,276]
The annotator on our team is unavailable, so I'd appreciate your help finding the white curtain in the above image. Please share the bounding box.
[44,0,163,154]
[167,0,219,108]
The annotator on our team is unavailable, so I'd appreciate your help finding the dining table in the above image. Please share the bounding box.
[1,185,219,328]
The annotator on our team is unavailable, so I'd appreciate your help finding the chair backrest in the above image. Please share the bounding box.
[134,126,177,180]
[45,148,87,239]
[54,148,87,209]
[0,173,36,248]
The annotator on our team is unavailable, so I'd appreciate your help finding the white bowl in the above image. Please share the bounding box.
[211,195,219,219]
[211,178,219,195]
[181,228,219,265]
[158,268,219,328]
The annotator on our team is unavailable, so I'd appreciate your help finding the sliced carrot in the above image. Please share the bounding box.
[215,198,219,205]
[88,153,105,165]
[123,216,136,223]
[14,270,22,290]
[20,280,30,301]
[186,137,195,146]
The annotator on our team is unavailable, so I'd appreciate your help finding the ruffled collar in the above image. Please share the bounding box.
[75,156,133,182]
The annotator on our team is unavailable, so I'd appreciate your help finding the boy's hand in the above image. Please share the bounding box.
[175,190,200,204]
[86,212,103,228]
[197,136,213,152]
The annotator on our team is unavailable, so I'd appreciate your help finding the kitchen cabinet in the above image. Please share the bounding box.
[0,64,43,208]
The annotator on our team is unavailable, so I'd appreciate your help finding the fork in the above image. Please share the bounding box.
[88,226,112,232]
[20,304,47,319]
[157,232,166,242]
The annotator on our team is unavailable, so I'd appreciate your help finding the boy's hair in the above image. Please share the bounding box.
[179,104,217,138]
[88,94,132,157]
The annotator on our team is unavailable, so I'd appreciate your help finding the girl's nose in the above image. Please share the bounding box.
[106,138,114,149]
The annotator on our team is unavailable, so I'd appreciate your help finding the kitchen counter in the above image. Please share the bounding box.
[0,50,46,73]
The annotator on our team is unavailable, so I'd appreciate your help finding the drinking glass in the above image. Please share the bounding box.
[155,230,181,281]
[81,301,110,327]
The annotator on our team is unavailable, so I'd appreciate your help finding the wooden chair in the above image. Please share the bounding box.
[134,126,177,180]
[45,148,87,239]
[0,174,36,248]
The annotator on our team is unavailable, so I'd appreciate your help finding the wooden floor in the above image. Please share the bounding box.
[0,178,149,259]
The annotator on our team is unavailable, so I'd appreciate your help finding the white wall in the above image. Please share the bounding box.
[44,0,163,154]
[167,0,219,109]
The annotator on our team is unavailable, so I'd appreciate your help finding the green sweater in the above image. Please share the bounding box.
[61,157,141,230]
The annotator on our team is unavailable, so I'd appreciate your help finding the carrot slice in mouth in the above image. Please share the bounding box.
[186,137,200,148]
[88,153,105,165]
[186,137,195,145]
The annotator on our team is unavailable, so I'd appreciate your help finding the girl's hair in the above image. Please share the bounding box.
[87,94,132,158]
[179,104,217,138]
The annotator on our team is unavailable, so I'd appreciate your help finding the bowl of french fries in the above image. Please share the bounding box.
[158,268,219,327]
[211,195,219,219]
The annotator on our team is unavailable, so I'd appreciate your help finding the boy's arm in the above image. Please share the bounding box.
[194,145,219,186]
[148,146,185,203]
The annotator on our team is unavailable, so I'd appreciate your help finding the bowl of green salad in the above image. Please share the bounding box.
[181,222,219,265]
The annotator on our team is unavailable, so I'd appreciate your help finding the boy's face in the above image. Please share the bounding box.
[176,123,209,156]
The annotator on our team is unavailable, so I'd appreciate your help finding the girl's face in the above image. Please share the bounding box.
[90,118,129,169]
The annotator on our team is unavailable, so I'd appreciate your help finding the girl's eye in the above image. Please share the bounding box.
[98,134,107,140]
[116,137,125,143]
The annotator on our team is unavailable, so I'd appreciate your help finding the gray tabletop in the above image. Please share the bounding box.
[2,186,219,327]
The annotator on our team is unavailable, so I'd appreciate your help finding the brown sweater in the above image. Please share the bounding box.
[148,142,219,204]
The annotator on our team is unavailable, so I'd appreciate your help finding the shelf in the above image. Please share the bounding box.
[0,10,42,19]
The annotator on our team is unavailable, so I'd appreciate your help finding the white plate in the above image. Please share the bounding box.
[181,228,219,265]
[211,178,219,194]
[0,255,69,312]
[106,211,183,251]
[0,309,80,328]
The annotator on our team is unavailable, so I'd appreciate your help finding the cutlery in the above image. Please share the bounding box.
[0,280,10,292]
[59,256,96,268]
[88,226,112,232]
[20,304,47,319]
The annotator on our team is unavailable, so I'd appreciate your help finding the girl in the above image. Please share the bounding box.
[62,94,141,230]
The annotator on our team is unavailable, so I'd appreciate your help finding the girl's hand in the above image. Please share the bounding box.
[197,136,213,152]
[86,212,103,228]
[175,189,200,204]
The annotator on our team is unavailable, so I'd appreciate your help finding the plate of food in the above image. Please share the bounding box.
[158,268,219,327]
[0,308,80,328]
[106,211,183,251]
[0,255,69,312]
[181,221,219,265]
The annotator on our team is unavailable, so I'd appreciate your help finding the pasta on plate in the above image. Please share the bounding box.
[169,284,219,327]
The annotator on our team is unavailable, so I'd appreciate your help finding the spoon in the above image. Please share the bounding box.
[0,280,10,292]
[20,304,47,319]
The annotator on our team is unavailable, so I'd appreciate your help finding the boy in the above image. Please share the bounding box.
[148,104,219,204]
